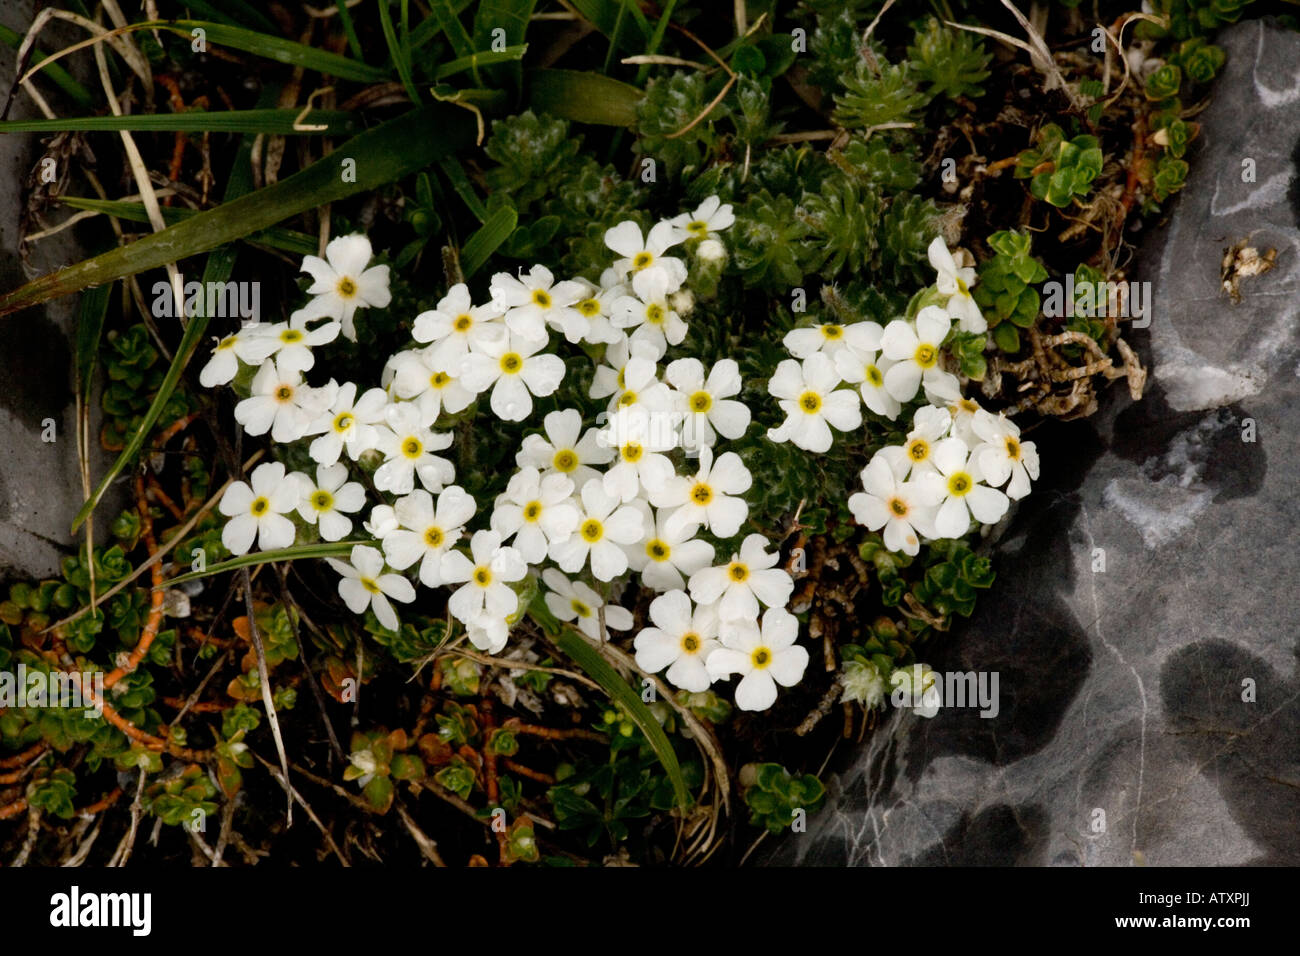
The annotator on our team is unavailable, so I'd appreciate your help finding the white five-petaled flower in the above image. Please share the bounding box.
[928,236,986,333]
[412,283,506,369]
[326,544,415,632]
[199,325,277,387]
[490,467,580,564]
[219,461,299,555]
[652,445,751,539]
[688,533,793,622]
[611,272,687,355]
[669,195,735,243]
[604,220,688,300]
[926,437,1011,537]
[293,463,366,542]
[297,233,391,341]
[766,352,862,453]
[599,405,678,503]
[879,306,954,403]
[624,502,716,592]
[568,275,626,345]
[541,569,633,642]
[255,312,341,374]
[833,343,901,420]
[440,530,528,627]
[489,265,585,343]
[373,402,455,495]
[459,330,565,422]
[970,409,1039,500]
[665,357,750,448]
[516,408,614,491]
[848,453,941,556]
[882,405,953,480]
[234,358,332,443]
[707,607,809,712]
[590,337,671,414]
[633,590,721,692]
[379,486,476,587]
[783,320,882,359]
[549,480,645,582]
[304,382,387,466]
[388,347,475,423]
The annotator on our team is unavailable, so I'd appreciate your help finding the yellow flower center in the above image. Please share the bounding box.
[522,501,542,522]
[571,599,591,618]
[620,442,644,463]
[473,566,492,587]
[531,289,552,309]
[645,538,671,562]
[360,576,380,594]
[1005,437,1022,460]
[424,526,445,548]
[798,391,822,413]
[645,304,665,325]
[687,221,708,237]
[250,497,269,516]
[728,562,749,583]
[311,490,334,511]
[337,277,358,298]
[751,647,772,669]
[274,385,294,402]
[865,364,884,387]
[500,352,523,374]
[332,412,354,433]
[821,324,844,340]
[401,437,423,459]
[632,251,653,270]
[947,471,973,497]
[453,314,473,332]
[681,631,701,652]
[580,519,604,542]
[888,497,909,517]
[617,391,638,407]
[956,277,970,296]
[217,335,237,351]
[689,390,712,413]
[553,449,578,473]
[914,344,938,368]
[280,328,303,344]
[690,482,713,505]
[578,298,601,317]
[430,371,451,389]
[907,438,929,463]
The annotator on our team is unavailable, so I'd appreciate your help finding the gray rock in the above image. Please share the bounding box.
[767,18,1300,867]
[0,2,121,580]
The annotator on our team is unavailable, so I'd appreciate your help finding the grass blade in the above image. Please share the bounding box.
[526,69,641,126]
[460,204,517,277]
[74,282,112,404]
[176,0,278,34]
[163,541,364,587]
[428,0,476,59]
[439,154,487,222]
[472,0,536,91]
[567,0,650,52]
[0,105,475,317]
[147,20,387,82]
[378,0,421,103]
[433,44,527,81]
[554,626,691,811]
[0,109,359,135]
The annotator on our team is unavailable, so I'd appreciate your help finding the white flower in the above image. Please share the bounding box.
[549,480,645,581]
[218,461,299,555]
[670,195,734,242]
[880,306,954,403]
[971,410,1039,500]
[926,437,1010,537]
[928,236,986,333]
[946,396,984,446]
[599,405,678,503]
[604,219,687,300]
[294,463,367,542]
[373,403,455,495]
[541,569,633,642]
[459,330,565,422]
[570,276,626,345]
[199,326,277,387]
[489,265,585,343]
[783,320,882,359]
[590,337,671,413]
[833,344,901,420]
[848,453,941,556]
[490,467,580,564]
[766,353,862,453]
[611,273,687,355]
[651,445,751,539]
[412,283,506,369]
[254,312,341,374]
[297,234,391,341]
[326,544,415,632]
[463,611,512,655]
[885,405,953,479]
[688,533,793,622]
[634,590,720,692]
[625,502,716,592]
[440,530,528,625]
[304,382,388,466]
[516,408,614,490]
[389,347,475,422]
[706,607,809,711]
[666,357,750,448]
[234,358,331,443]
[379,486,476,587]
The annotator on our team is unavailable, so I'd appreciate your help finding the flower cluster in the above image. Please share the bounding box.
[201,218,1038,715]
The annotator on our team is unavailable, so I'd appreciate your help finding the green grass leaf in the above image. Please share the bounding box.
[472,0,536,90]
[553,627,691,811]
[526,69,641,126]
[148,20,387,82]
[0,109,359,135]
[74,282,112,405]
[0,104,475,317]
[567,0,650,51]
[163,542,365,587]
[433,44,528,80]
[378,0,421,103]
[428,0,477,59]
[460,204,517,277]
